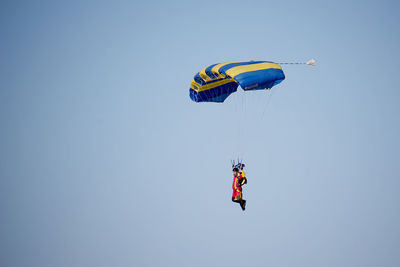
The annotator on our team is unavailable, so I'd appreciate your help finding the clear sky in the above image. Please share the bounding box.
[1,0,400,266]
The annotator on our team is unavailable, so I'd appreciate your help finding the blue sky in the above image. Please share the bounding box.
[1,0,400,266]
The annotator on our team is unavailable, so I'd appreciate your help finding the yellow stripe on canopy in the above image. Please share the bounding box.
[199,67,222,82]
[190,78,236,92]
[225,62,282,78]
[199,67,211,81]
[211,62,238,75]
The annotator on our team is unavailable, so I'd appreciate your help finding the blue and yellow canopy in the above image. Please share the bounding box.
[189,61,285,103]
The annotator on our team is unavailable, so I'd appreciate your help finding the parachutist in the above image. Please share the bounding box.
[232,166,247,211]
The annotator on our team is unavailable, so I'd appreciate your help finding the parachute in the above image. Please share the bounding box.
[189,61,285,103]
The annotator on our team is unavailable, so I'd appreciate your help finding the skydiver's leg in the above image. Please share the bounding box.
[240,199,246,211]
[232,197,243,210]
[232,197,241,203]
[232,195,245,210]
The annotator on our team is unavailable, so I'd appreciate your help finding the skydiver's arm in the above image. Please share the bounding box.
[240,170,247,185]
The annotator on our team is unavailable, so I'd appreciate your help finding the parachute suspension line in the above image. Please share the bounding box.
[239,93,244,156]
[241,92,245,113]
[233,91,244,160]
[277,58,316,66]
[242,91,247,159]
[261,88,274,119]
[233,91,241,153]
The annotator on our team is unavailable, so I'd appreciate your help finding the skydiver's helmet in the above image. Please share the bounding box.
[235,163,245,170]
[232,167,239,172]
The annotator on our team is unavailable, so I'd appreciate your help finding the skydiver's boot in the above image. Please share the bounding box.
[240,199,246,211]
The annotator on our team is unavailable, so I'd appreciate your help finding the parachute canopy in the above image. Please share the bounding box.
[190,61,285,103]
